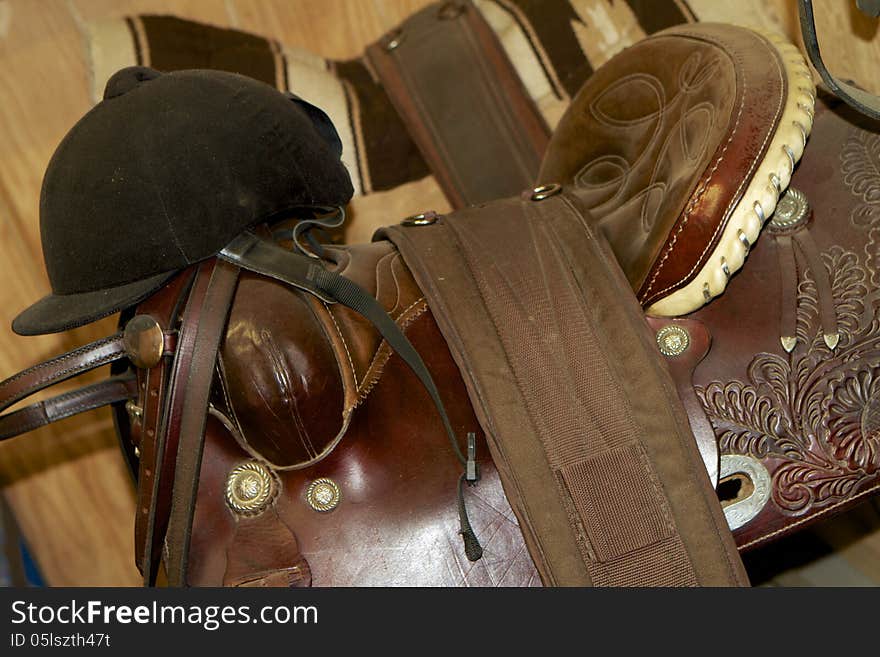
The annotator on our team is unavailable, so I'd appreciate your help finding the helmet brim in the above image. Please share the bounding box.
[12,270,177,336]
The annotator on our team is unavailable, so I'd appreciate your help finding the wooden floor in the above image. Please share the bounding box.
[0,0,878,586]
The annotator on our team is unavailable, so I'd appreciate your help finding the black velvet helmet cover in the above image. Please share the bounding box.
[13,66,353,335]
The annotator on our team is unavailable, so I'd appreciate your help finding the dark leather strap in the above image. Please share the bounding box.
[0,334,127,411]
[794,229,839,342]
[366,0,548,207]
[776,234,799,349]
[0,331,172,442]
[164,259,241,586]
[799,0,880,120]
[0,376,137,441]
[134,269,199,585]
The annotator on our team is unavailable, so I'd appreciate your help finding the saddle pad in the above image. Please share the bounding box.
[381,191,748,586]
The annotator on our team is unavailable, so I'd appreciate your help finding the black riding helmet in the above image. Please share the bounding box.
[12,66,353,336]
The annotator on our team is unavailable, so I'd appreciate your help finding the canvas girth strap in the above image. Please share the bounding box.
[380,190,749,586]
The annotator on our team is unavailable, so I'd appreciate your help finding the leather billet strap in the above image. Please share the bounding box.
[381,190,749,586]
[799,0,880,120]
[161,259,241,586]
[132,268,198,585]
[366,0,549,208]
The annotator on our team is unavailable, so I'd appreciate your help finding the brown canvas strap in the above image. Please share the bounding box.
[381,190,748,586]
[366,1,549,208]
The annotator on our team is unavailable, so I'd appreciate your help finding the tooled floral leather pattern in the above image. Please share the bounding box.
[694,118,880,538]
[696,246,879,514]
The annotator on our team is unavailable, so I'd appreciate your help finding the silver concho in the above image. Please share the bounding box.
[306,478,341,512]
[769,188,810,230]
[225,462,277,516]
[655,324,690,357]
[718,455,771,531]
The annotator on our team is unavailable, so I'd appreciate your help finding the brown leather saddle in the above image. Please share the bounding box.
[1,17,877,586]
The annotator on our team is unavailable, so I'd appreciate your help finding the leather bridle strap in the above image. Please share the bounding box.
[0,376,136,441]
[0,332,172,441]
[0,334,127,410]
[799,0,880,120]
[162,258,241,586]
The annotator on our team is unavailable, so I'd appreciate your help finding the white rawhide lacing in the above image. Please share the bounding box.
[647,29,817,317]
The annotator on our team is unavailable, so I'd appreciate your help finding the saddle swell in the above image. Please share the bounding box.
[182,241,538,586]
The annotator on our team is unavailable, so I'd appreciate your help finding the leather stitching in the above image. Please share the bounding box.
[0,334,122,389]
[739,480,880,551]
[642,30,785,303]
[641,38,749,300]
[355,298,429,404]
[325,302,358,388]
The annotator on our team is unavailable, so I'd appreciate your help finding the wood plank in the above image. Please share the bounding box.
[69,0,233,25]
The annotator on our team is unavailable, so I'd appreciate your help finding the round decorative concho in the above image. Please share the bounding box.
[123,315,164,369]
[225,462,278,516]
[306,478,341,512]
[655,324,690,357]
[769,187,810,231]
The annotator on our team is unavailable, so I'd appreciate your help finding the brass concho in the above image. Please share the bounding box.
[306,478,341,512]
[123,315,164,369]
[656,324,690,357]
[769,188,810,230]
[225,462,278,516]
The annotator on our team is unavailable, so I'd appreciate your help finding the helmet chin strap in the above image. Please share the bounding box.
[798,0,880,120]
